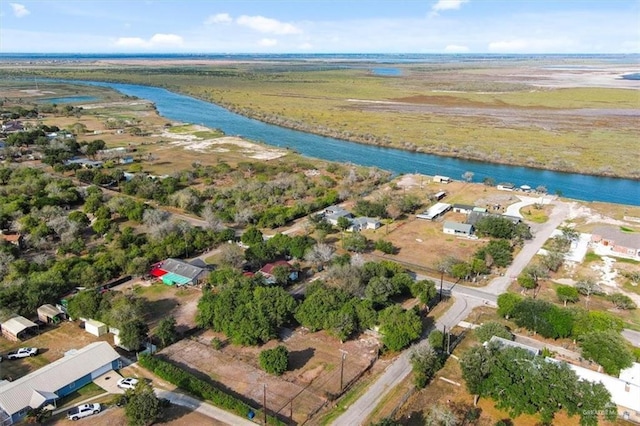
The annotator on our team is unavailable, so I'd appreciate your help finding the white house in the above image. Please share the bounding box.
[564,362,640,423]
[322,205,353,226]
[0,342,121,425]
[347,217,381,232]
[443,221,474,236]
[433,175,451,184]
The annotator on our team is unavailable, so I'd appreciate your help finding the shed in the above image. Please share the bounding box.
[84,319,107,337]
[433,191,447,201]
[443,221,474,236]
[433,175,451,184]
[37,304,66,324]
[1,316,38,341]
[416,203,451,221]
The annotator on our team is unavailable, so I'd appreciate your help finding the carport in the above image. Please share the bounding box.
[1,316,38,341]
[37,304,66,324]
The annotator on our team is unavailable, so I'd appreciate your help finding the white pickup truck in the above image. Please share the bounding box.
[66,403,101,421]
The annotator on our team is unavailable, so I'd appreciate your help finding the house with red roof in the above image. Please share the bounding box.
[258,260,298,284]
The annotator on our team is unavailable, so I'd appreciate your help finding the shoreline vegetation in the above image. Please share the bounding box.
[1,56,638,180]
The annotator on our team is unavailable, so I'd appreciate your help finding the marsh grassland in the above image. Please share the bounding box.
[1,58,638,178]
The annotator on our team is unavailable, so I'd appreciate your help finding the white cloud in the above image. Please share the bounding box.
[299,42,313,50]
[205,13,232,25]
[258,38,278,47]
[10,3,30,18]
[236,15,302,35]
[444,44,469,53]
[432,0,468,12]
[149,33,183,46]
[114,33,183,49]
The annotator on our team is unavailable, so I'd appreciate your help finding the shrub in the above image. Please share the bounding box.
[474,322,512,343]
[428,330,444,352]
[259,345,289,376]
[138,355,284,425]
[608,293,637,310]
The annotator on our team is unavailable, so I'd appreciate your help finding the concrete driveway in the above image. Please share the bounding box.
[93,370,125,394]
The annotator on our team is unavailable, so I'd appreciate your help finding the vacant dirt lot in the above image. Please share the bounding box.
[131,283,202,333]
[160,328,378,424]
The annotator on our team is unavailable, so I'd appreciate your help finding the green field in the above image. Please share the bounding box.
[1,61,638,178]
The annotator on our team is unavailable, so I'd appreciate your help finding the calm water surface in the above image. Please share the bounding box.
[75,81,640,206]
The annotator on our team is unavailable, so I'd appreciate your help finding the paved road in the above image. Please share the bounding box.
[155,389,256,426]
[332,297,483,426]
[333,199,570,425]
[485,199,570,295]
[622,329,640,348]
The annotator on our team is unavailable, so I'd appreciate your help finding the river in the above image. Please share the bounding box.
[78,81,639,206]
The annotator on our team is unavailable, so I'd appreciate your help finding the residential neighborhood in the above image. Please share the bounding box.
[0,77,639,426]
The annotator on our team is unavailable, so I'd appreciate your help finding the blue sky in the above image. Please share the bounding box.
[1,0,639,53]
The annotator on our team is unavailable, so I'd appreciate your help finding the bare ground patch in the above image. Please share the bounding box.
[160,328,378,424]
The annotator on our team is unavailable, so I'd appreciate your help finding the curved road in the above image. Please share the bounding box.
[333,199,570,425]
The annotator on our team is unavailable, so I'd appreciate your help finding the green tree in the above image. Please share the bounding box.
[474,322,512,343]
[474,217,516,239]
[428,329,445,352]
[119,319,149,351]
[579,331,634,375]
[259,345,289,376]
[475,239,513,268]
[556,285,579,306]
[336,216,351,232]
[497,293,522,319]
[571,309,624,338]
[374,239,396,254]
[342,232,368,253]
[67,290,102,320]
[378,305,422,351]
[410,345,442,388]
[155,316,178,348]
[410,279,437,306]
[241,226,264,246]
[125,380,161,426]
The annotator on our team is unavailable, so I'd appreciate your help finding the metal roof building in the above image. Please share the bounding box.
[150,258,209,286]
[0,316,38,342]
[0,342,121,425]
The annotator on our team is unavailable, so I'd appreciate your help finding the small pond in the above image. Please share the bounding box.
[370,67,402,76]
[39,95,99,104]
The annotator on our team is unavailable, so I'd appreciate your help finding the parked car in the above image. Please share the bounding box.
[6,347,38,360]
[117,377,139,390]
[66,403,101,420]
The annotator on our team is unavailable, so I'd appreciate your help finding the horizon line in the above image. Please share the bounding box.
[1,52,638,56]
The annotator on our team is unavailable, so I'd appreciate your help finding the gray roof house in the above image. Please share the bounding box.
[155,258,209,285]
[591,226,640,259]
[0,342,121,425]
[323,205,353,225]
[467,211,522,226]
[443,221,474,236]
[452,204,475,214]
[347,217,381,232]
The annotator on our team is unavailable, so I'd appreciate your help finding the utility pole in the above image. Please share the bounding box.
[447,329,451,354]
[442,325,447,350]
[439,270,444,301]
[263,384,267,426]
[339,350,348,392]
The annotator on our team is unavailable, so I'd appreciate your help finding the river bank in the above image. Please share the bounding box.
[1,56,638,180]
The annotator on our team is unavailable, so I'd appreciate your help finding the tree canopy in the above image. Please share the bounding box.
[460,343,616,425]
